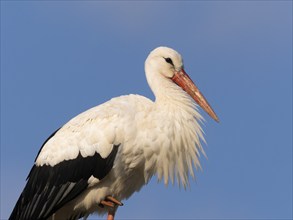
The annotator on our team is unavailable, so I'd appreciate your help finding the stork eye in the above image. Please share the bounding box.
[164,57,174,66]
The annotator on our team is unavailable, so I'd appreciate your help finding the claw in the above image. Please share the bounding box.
[99,196,123,209]
[106,196,123,206]
[100,200,114,208]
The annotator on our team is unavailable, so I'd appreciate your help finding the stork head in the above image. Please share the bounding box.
[145,46,219,122]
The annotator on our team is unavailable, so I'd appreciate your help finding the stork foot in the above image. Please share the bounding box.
[99,196,123,208]
[106,196,123,206]
[99,196,123,220]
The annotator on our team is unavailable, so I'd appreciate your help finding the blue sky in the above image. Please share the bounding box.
[1,1,292,219]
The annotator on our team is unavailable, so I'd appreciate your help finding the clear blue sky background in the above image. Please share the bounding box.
[1,1,292,219]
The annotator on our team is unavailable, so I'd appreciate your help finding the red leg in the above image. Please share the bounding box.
[107,210,115,220]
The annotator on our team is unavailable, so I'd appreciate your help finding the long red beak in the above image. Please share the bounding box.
[171,69,219,122]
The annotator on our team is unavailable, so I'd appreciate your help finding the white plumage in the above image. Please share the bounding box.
[9,47,218,220]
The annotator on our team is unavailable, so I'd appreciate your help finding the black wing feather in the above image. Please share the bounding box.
[9,130,119,220]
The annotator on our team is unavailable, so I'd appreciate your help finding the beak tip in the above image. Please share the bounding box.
[208,111,219,123]
[211,114,220,123]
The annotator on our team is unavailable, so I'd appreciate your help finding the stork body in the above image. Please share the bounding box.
[9,47,218,220]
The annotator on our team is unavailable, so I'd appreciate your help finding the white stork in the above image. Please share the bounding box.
[9,46,218,220]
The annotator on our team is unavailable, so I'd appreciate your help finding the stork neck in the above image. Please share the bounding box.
[145,62,197,114]
[147,75,193,111]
